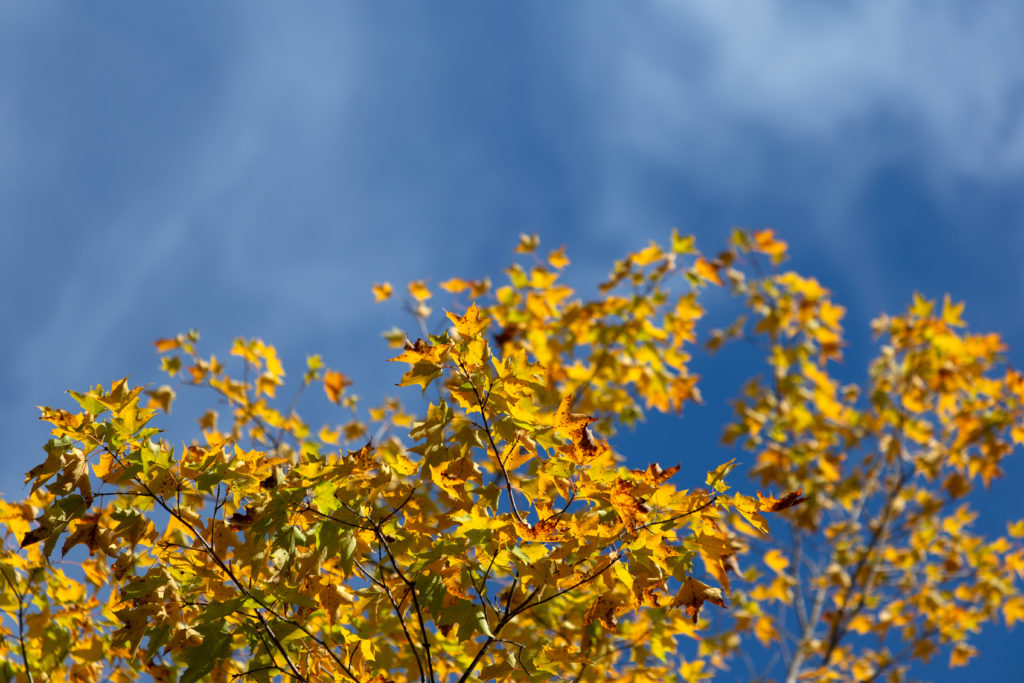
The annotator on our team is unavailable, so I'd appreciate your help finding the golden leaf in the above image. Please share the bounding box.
[547,246,571,269]
[408,280,432,301]
[447,303,491,338]
[583,591,626,630]
[372,281,393,302]
[693,256,723,286]
[323,370,351,403]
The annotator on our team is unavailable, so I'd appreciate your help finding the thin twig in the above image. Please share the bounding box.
[107,445,360,683]
[373,527,436,683]
[377,562,427,683]
[454,357,527,525]
[2,571,34,683]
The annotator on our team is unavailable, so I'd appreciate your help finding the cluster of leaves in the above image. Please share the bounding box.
[706,278,1024,682]
[0,230,1020,683]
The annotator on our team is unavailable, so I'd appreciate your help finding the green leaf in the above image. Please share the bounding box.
[67,390,107,416]
[442,599,493,641]
[201,597,248,622]
[338,531,357,575]
[180,621,232,683]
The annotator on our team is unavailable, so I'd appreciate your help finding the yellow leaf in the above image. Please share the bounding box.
[609,478,650,531]
[447,303,491,338]
[318,425,341,445]
[910,291,934,318]
[408,280,432,302]
[583,591,626,630]
[439,277,470,293]
[949,643,977,668]
[753,615,777,646]
[372,282,393,302]
[753,228,788,262]
[671,228,697,254]
[763,549,789,574]
[633,241,665,266]
[631,462,681,487]
[1004,596,1024,627]
[693,256,723,286]
[732,493,769,535]
[516,233,540,253]
[144,385,176,414]
[1008,519,1024,538]
[548,246,571,269]
[942,293,966,327]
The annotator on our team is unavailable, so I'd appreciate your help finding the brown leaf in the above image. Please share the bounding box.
[323,370,351,403]
[583,592,626,630]
[759,489,808,512]
[20,525,50,549]
[62,514,102,558]
[229,507,257,530]
[672,576,726,623]
[631,462,681,487]
[609,478,650,531]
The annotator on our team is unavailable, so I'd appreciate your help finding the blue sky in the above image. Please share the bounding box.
[2,2,1023,680]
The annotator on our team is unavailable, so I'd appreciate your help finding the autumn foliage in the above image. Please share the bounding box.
[1,230,1021,683]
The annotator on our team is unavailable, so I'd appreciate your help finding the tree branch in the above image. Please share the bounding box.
[454,358,527,525]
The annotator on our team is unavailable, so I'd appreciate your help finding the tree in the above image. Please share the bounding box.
[0,230,1020,683]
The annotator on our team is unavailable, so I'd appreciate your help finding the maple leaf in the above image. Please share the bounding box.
[672,576,726,623]
[144,384,176,413]
[389,338,449,365]
[693,256,723,286]
[516,232,540,253]
[732,493,769,535]
[583,591,627,630]
[548,246,571,269]
[554,394,596,440]
[372,281,393,302]
[8,229,1022,683]
[446,303,491,338]
[408,280,432,302]
[632,462,681,487]
[609,478,651,531]
[323,369,351,403]
[113,605,160,654]
[757,489,808,512]
[61,513,103,557]
[752,228,788,263]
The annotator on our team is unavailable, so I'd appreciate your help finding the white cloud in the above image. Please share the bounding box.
[581,0,1024,177]
[564,0,1024,314]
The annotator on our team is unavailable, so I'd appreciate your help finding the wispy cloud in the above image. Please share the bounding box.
[553,1,1024,319]
[580,1,1024,177]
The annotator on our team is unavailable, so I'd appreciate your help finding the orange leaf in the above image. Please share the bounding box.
[323,370,351,403]
[693,256,723,286]
[757,489,807,512]
[753,228,788,262]
[153,337,180,353]
[672,576,726,623]
[631,462,681,487]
